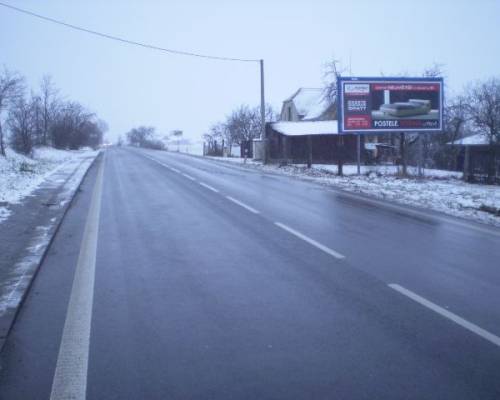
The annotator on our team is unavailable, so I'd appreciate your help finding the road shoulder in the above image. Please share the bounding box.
[0,151,101,352]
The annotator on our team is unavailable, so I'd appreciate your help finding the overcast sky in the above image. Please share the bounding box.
[1,0,499,142]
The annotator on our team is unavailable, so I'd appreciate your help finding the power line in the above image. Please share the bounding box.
[0,1,260,63]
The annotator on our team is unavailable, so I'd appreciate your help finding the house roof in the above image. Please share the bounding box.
[271,120,338,136]
[448,133,494,146]
[284,88,332,120]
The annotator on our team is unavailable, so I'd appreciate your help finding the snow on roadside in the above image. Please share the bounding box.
[204,155,500,227]
[0,146,98,223]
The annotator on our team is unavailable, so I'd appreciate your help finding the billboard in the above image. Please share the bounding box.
[338,77,443,133]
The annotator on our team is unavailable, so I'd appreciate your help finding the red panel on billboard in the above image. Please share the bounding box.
[346,115,371,130]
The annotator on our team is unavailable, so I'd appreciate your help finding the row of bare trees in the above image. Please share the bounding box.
[125,126,165,150]
[0,66,106,156]
[203,104,276,153]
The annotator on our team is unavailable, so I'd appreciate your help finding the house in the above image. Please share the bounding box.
[280,88,336,122]
[448,133,500,183]
[265,120,363,166]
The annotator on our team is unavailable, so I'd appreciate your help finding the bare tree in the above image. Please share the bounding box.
[322,58,344,104]
[422,62,446,79]
[0,67,25,155]
[39,75,59,146]
[50,101,103,149]
[8,96,35,155]
[466,78,500,183]
[226,104,276,146]
[126,126,161,149]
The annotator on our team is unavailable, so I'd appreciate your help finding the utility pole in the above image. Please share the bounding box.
[260,59,267,164]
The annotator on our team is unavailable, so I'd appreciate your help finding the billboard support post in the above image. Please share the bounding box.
[463,145,470,182]
[417,133,423,177]
[356,133,361,175]
[400,132,407,176]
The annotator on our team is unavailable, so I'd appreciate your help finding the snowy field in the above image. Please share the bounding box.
[0,147,98,223]
[167,141,205,156]
[172,141,241,157]
[204,156,500,227]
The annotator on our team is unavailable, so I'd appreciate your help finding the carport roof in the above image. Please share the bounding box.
[271,120,338,136]
[448,133,495,146]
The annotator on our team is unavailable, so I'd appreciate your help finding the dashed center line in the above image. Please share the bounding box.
[225,196,260,214]
[170,167,181,173]
[274,222,345,260]
[198,182,219,193]
[182,173,196,181]
[389,284,500,348]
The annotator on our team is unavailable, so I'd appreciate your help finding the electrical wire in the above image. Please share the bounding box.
[0,1,260,63]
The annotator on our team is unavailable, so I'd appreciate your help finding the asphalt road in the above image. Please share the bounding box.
[1,147,499,399]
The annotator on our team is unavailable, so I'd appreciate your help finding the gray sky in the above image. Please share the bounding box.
[1,0,499,142]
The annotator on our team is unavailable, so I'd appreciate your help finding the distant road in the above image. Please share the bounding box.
[1,147,499,399]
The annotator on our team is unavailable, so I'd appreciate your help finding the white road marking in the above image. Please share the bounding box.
[225,196,260,214]
[198,182,219,193]
[388,283,500,348]
[144,155,183,174]
[182,173,196,181]
[50,155,105,400]
[144,155,169,169]
[274,222,345,260]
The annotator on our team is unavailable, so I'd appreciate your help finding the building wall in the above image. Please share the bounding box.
[266,126,363,164]
[280,100,337,122]
[280,100,300,121]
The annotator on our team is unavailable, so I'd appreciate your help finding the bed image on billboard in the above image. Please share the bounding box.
[337,77,444,133]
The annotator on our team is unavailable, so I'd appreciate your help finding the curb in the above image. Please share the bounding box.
[0,152,102,354]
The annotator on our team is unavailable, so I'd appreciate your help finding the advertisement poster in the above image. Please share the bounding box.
[338,77,443,133]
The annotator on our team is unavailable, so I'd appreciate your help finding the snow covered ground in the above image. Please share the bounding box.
[0,147,98,223]
[204,156,500,227]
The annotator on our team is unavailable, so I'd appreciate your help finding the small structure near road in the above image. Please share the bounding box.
[266,120,363,167]
[449,133,500,183]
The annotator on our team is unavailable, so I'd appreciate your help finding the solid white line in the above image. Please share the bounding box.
[198,182,219,193]
[225,196,260,214]
[50,155,105,400]
[274,222,345,260]
[388,283,500,348]
[182,173,196,181]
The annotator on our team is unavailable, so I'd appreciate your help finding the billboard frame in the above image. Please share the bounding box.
[337,76,444,134]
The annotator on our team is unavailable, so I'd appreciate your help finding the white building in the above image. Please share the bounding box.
[280,88,336,122]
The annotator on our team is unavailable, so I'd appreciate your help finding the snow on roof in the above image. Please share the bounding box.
[285,88,331,120]
[271,120,338,136]
[449,133,493,146]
